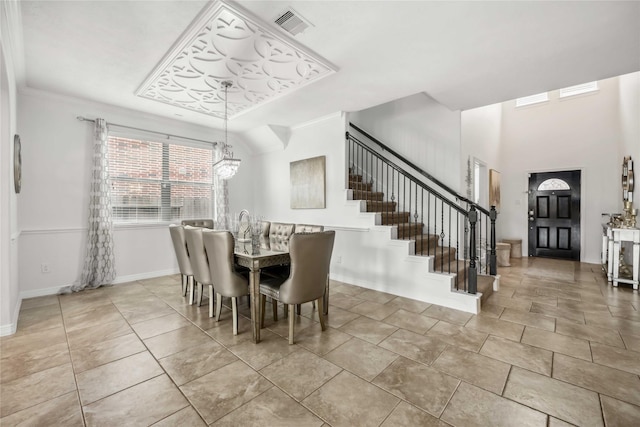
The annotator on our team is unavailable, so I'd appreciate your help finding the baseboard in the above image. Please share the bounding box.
[2,270,180,336]
[17,269,180,300]
[112,269,179,284]
[0,298,22,337]
[20,286,68,299]
[0,323,16,336]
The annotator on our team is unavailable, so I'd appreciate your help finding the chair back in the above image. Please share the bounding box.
[169,225,193,276]
[202,230,249,297]
[181,219,214,229]
[279,231,335,304]
[259,221,271,249]
[294,224,324,233]
[269,222,295,251]
[184,226,212,285]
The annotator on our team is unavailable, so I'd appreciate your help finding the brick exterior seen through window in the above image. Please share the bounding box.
[108,137,213,223]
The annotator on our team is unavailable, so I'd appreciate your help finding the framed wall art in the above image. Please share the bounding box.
[489,168,500,211]
[14,134,21,193]
[290,155,326,209]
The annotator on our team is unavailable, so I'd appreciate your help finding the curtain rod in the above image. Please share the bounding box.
[76,116,220,146]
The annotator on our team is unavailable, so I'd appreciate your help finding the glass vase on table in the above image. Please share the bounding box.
[250,215,264,255]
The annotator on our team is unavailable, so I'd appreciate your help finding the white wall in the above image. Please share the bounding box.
[249,112,481,313]
[461,103,502,210]
[17,89,254,297]
[249,113,349,224]
[349,92,462,191]
[495,75,634,263]
[1,0,22,335]
[618,72,640,199]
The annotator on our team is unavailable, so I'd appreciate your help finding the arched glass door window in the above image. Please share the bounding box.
[537,178,570,191]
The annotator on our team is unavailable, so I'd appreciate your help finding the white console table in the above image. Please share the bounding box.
[602,225,640,290]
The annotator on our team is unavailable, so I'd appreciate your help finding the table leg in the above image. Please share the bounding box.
[249,260,261,343]
[633,241,639,291]
[613,238,621,288]
[608,233,614,282]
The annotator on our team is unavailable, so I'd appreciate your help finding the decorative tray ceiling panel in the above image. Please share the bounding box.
[136,0,336,119]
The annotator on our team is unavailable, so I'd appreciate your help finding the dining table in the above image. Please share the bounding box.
[234,242,290,343]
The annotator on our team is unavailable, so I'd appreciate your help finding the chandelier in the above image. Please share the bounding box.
[213,80,240,179]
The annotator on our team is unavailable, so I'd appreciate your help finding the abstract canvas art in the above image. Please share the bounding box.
[489,169,501,211]
[290,156,326,209]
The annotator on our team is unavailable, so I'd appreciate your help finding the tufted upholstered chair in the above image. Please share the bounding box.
[259,231,335,344]
[184,226,214,307]
[259,221,271,249]
[169,225,193,298]
[268,222,295,251]
[181,219,214,229]
[290,224,325,315]
[294,224,324,233]
[202,230,250,334]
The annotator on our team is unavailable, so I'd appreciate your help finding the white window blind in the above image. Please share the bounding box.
[108,136,214,224]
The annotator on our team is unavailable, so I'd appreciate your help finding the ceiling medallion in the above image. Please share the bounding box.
[136,0,337,119]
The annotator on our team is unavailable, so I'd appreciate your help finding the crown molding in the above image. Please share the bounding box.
[1,0,26,87]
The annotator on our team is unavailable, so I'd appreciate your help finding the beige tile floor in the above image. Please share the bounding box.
[1,257,640,426]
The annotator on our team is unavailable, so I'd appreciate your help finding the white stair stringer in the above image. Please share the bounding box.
[328,196,482,314]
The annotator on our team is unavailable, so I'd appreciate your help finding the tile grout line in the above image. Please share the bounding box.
[57,294,88,427]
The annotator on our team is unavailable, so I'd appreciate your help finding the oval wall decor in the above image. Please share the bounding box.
[14,134,21,193]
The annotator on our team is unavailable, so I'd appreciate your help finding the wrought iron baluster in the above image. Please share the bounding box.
[420,189,424,255]
[440,199,445,273]
[448,205,452,274]
[468,206,478,294]
[490,206,497,276]
[416,183,420,252]
[427,193,431,258]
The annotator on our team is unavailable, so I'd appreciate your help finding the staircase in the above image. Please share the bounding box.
[349,137,495,304]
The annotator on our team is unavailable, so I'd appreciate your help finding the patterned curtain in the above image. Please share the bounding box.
[70,118,116,291]
[214,146,230,229]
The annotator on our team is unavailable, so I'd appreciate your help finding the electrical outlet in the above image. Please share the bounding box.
[41,263,51,273]
[335,256,342,264]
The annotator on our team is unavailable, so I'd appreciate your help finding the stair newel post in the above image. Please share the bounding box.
[489,206,497,276]
[468,206,478,294]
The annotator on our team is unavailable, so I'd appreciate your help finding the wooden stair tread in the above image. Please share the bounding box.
[352,190,384,201]
[365,201,397,212]
[477,275,495,303]
[349,182,373,191]
[379,211,410,224]
[416,246,456,256]
[399,233,440,244]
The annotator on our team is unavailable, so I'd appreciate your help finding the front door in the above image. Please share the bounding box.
[528,170,581,260]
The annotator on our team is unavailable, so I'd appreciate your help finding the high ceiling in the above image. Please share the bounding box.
[15,1,640,139]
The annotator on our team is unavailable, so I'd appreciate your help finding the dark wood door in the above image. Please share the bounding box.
[528,170,581,260]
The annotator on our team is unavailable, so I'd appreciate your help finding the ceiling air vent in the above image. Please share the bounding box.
[274,8,312,36]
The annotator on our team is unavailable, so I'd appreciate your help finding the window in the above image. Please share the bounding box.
[559,81,598,98]
[108,136,214,224]
[537,178,570,191]
[515,92,549,107]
